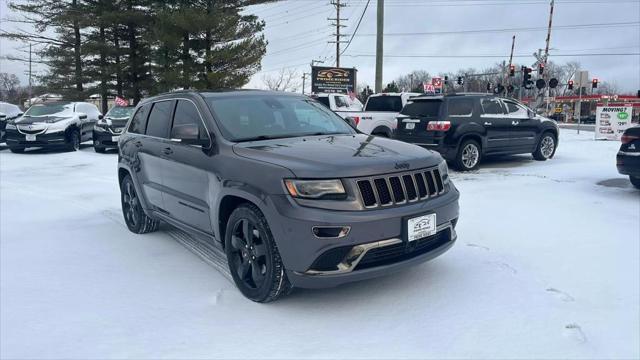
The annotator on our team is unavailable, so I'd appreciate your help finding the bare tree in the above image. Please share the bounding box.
[261,68,300,92]
[0,73,21,101]
[594,81,620,96]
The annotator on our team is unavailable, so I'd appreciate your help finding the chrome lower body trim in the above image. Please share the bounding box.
[618,151,640,157]
[300,222,455,276]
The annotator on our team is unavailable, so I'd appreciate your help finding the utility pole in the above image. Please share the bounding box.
[375,0,384,93]
[329,0,347,67]
[301,73,308,94]
[28,42,32,107]
[307,59,324,94]
[543,0,555,115]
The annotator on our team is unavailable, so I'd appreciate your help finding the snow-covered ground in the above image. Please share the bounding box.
[1,129,638,359]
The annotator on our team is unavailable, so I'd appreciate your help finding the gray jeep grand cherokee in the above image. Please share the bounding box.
[118,90,460,302]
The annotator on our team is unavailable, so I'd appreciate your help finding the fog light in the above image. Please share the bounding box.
[312,226,350,239]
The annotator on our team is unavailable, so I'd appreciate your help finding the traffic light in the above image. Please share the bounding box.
[568,80,574,90]
[592,78,598,89]
[456,76,464,85]
[509,65,515,77]
[549,78,559,89]
[536,79,546,90]
[522,67,533,89]
[444,75,449,84]
[538,63,545,75]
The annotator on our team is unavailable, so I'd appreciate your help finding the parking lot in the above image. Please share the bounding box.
[1,128,638,359]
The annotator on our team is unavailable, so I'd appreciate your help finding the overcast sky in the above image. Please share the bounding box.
[1,0,639,93]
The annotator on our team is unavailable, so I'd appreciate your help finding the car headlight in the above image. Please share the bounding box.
[5,123,17,130]
[438,160,450,184]
[284,179,346,199]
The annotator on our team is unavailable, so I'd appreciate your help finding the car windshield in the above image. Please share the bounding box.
[365,95,403,112]
[106,106,135,118]
[206,94,356,142]
[24,103,73,117]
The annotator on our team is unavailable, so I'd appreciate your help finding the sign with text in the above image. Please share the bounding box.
[595,105,633,140]
[311,66,357,94]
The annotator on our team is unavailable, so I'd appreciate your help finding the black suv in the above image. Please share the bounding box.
[93,105,135,152]
[617,126,640,189]
[118,90,460,302]
[394,94,559,170]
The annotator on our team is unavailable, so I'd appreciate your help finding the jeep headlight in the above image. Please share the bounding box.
[438,160,449,184]
[284,179,346,199]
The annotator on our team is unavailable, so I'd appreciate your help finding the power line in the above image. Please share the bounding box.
[344,52,640,58]
[340,0,371,56]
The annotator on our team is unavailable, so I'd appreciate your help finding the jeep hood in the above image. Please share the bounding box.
[232,134,442,178]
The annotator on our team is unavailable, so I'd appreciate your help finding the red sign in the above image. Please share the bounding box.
[431,77,443,88]
[423,83,435,93]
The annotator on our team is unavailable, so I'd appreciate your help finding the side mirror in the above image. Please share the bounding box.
[17,112,23,117]
[171,124,209,147]
[98,114,104,120]
[78,113,88,120]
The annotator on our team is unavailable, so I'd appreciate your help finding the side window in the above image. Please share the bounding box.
[172,100,209,143]
[146,100,174,138]
[335,96,348,108]
[448,99,474,117]
[503,100,529,118]
[129,104,150,134]
[481,98,505,116]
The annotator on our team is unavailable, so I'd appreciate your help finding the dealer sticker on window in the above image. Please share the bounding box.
[407,213,436,242]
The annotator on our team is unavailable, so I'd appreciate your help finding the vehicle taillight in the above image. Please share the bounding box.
[427,121,451,132]
[621,134,639,144]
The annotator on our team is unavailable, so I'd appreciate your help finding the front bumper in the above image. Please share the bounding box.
[93,129,123,149]
[617,151,640,177]
[266,185,460,288]
[4,129,67,148]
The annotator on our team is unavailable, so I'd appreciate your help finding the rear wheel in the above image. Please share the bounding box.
[533,132,556,161]
[630,176,640,189]
[66,130,80,152]
[224,203,291,303]
[94,142,106,153]
[121,175,160,234]
[454,139,481,171]
[371,127,391,138]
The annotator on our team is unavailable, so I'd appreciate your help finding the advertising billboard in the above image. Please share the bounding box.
[311,66,357,94]
[595,105,634,140]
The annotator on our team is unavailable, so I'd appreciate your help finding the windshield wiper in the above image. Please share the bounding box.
[235,134,301,142]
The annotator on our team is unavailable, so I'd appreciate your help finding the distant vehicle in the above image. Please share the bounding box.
[393,93,559,171]
[93,106,135,153]
[0,102,23,142]
[345,92,421,137]
[117,90,459,302]
[617,126,640,189]
[309,93,363,127]
[4,102,102,153]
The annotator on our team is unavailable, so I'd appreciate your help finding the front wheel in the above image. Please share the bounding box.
[224,204,291,303]
[533,133,556,161]
[120,175,160,234]
[454,139,481,171]
[66,130,80,152]
[630,176,640,189]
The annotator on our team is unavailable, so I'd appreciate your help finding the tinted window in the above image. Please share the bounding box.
[448,98,474,116]
[503,100,529,118]
[335,96,348,108]
[365,96,403,112]
[146,101,174,138]
[129,104,150,134]
[481,98,505,115]
[172,100,208,142]
[206,95,355,142]
[315,97,330,108]
[401,100,442,117]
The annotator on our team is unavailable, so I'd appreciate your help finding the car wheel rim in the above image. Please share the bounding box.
[461,144,479,169]
[123,182,139,227]
[73,134,80,150]
[541,136,555,158]
[230,218,268,289]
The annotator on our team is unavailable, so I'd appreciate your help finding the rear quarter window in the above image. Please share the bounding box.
[128,104,151,134]
[146,101,175,138]
[447,98,474,117]
[400,100,442,117]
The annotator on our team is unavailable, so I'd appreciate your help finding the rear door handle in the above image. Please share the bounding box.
[512,121,519,125]
[163,147,173,155]
[484,122,492,126]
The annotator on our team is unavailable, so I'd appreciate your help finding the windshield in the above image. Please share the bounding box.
[106,106,135,119]
[24,103,73,117]
[401,100,442,117]
[206,95,356,142]
[365,96,403,112]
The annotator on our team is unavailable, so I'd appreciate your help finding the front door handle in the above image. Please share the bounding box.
[163,147,173,155]
[512,121,519,125]
[484,122,492,126]
[134,141,142,148]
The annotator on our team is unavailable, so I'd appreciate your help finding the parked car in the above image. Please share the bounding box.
[394,93,559,171]
[93,105,135,153]
[309,93,363,127]
[0,102,23,142]
[344,92,421,137]
[617,126,640,189]
[4,102,102,153]
[118,90,460,302]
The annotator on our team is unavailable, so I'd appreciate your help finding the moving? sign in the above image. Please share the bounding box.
[595,105,633,140]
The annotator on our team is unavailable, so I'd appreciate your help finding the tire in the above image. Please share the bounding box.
[120,174,160,234]
[9,147,24,153]
[371,127,390,138]
[66,130,80,152]
[224,203,292,303]
[454,139,482,171]
[533,132,556,161]
[630,176,640,189]
[94,145,106,153]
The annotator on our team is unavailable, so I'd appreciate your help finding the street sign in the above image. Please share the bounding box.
[431,77,443,89]
[595,105,633,140]
[574,70,589,87]
[423,83,435,94]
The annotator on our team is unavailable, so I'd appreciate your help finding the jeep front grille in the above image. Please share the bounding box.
[356,167,446,208]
